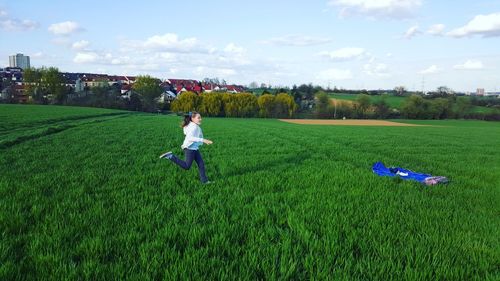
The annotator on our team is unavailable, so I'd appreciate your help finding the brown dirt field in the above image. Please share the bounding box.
[279,119,427,126]
[330,98,354,106]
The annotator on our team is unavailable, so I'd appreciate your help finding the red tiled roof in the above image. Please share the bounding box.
[167,79,198,86]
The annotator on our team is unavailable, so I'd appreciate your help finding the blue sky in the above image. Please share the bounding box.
[1,0,500,92]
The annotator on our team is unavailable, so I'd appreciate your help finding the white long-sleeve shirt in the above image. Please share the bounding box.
[181,122,204,150]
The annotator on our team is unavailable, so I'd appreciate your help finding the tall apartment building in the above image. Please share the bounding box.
[9,53,30,69]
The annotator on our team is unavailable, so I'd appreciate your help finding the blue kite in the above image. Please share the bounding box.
[372,162,449,186]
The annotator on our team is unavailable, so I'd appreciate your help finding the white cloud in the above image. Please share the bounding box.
[217,55,252,67]
[262,34,332,46]
[317,68,353,80]
[123,63,161,72]
[73,52,99,64]
[116,34,256,77]
[419,65,441,74]
[218,43,252,66]
[51,37,71,46]
[31,52,44,58]
[319,47,368,61]
[0,8,38,31]
[194,66,237,77]
[454,59,484,70]
[224,43,246,55]
[67,33,258,81]
[328,0,422,19]
[156,52,178,62]
[72,40,90,50]
[110,56,132,65]
[0,18,38,31]
[123,33,210,54]
[363,63,391,77]
[73,51,135,66]
[427,24,445,36]
[447,13,500,38]
[48,21,83,36]
[144,33,198,50]
[404,25,420,39]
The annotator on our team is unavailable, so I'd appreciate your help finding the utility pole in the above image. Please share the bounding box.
[334,98,337,119]
[421,75,425,94]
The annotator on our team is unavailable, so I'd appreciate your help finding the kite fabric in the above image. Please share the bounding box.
[372,162,449,186]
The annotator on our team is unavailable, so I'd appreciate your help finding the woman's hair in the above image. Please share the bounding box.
[181,111,199,127]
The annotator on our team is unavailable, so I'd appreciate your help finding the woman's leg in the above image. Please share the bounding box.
[193,150,208,183]
[169,149,195,170]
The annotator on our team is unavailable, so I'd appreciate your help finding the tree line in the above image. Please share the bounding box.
[171,92,298,118]
[3,67,165,112]
[2,67,498,120]
[314,92,500,121]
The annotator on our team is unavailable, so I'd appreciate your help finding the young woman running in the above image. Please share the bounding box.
[160,111,213,184]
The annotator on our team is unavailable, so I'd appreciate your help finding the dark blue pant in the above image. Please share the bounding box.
[169,149,208,183]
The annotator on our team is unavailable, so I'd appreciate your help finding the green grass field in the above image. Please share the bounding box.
[329,94,500,114]
[471,105,500,114]
[328,94,406,108]
[1,104,499,280]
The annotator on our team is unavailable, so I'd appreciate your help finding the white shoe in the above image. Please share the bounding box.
[159,151,173,159]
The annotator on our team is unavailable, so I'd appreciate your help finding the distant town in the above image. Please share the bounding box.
[1,53,499,105]
[1,53,246,104]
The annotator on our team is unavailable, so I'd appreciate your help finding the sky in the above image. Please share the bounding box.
[1,0,500,92]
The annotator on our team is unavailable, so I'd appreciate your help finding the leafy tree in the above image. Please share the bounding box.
[298,83,315,100]
[274,93,297,118]
[373,96,390,119]
[257,94,275,117]
[128,92,143,111]
[335,101,353,119]
[437,86,452,95]
[200,92,223,116]
[41,67,66,104]
[248,81,259,89]
[394,86,406,96]
[0,75,16,103]
[171,91,200,113]
[222,93,238,117]
[23,66,65,104]
[355,94,371,118]
[133,75,163,112]
[315,92,330,118]
[429,98,452,119]
[1,85,17,104]
[455,97,472,118]
[234,93,258,117]
[23,67,42,99]
[291,85,302,102]
[401,94,429,119]
[31,87,46,104]
[90,84,121,108]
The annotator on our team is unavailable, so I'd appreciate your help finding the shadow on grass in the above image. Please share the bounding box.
[0,112,130,133]
[217,151,311,179]
[0,114,131,149]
